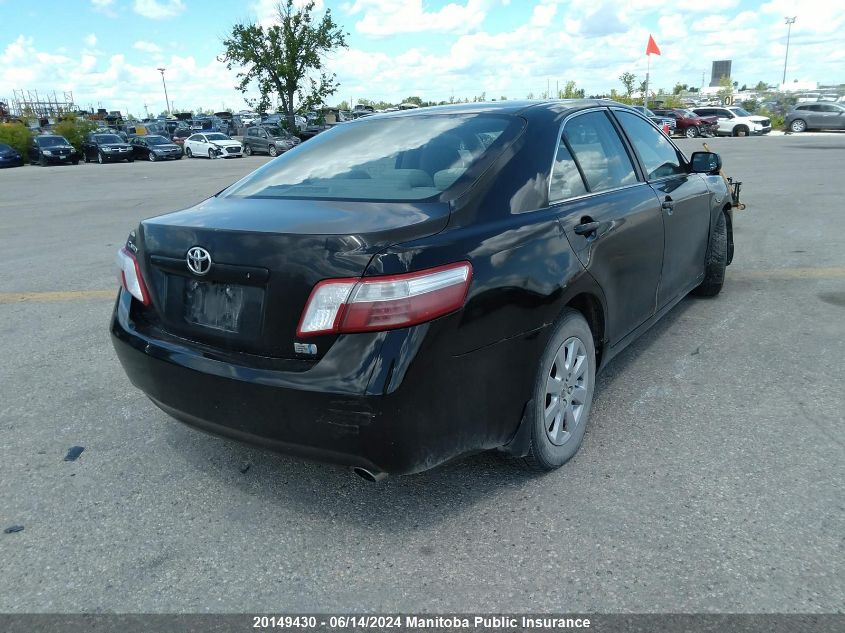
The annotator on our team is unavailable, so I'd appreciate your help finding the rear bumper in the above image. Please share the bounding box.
[111,291,534,475]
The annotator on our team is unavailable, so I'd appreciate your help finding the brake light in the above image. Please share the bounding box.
[115,246,150,305]
[296,262,473,337]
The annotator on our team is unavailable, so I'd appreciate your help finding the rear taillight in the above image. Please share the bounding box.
[296,262,473,337]
[115,246,150,305]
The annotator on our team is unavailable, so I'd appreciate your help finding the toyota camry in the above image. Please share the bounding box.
[112,101,735,479]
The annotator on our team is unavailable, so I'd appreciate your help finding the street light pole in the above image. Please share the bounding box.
[782,17,796,86]
[157,67,171,115]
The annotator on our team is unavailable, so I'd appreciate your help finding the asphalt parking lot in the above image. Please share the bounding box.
[1,136,843,613]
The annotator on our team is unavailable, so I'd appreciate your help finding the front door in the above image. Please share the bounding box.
[613,109,712,307]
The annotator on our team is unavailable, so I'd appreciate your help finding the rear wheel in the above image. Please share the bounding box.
[243,144,253,156]
[519,310,596,471]
[789,119,807,133]
[693,211,728,297]
[185,147,192,158]
[268,144,278,157]
[685,126,699,138]
[733,125,749,137]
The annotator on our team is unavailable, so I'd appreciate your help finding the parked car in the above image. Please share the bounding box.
[632,106,676,134]
[0,142,23,168]
[171,127,194,151]
[184,132,243,159]
[130,135,182,161]
[785,102,845,132]
[242,126,298,157]
[692,106,771,136]
[652,108,717,138]
[111,101,735,479]
[82,132,134,163]
[29,135,80,165]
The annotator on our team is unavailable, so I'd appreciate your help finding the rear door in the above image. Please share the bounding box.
[817,104,845,129]
[613,109,711,308]
[555,109,664,344]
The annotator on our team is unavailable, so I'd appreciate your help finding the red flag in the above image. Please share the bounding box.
[646,34,661,56]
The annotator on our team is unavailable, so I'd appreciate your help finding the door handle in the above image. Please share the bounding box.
[661,197,674,213]
[574,221,601,236]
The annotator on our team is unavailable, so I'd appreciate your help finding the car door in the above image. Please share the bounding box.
[613,109,712,308]
[818,104,845,129]
[554,109,664,344]
[255,128,269,153]
[29,140,39,162]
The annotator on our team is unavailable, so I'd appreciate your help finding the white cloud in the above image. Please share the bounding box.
[133,40,162,54]
[84,33,97,47]
[347,0,489,36]
[132,0,186,20]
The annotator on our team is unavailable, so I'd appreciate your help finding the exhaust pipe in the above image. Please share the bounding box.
[351,466,387,482]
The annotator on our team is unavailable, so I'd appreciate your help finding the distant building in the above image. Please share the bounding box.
[710,60,732,87]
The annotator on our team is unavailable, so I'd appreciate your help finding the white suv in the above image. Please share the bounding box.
[692,106,771,137]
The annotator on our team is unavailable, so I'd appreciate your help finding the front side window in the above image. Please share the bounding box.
[561,111,637,194]
[222,114,524,201]
[615,110,686,180]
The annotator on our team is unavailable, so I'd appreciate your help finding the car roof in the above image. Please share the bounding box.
[367,99,621,119]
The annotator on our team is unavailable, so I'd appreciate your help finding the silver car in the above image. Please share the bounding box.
[786,102,845,133]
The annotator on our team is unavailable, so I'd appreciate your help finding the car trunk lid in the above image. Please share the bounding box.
[137,196,450,360]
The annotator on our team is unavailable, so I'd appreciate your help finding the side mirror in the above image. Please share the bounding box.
[690,151,721,174]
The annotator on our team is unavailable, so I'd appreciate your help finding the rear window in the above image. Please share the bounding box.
[221,113,524,201]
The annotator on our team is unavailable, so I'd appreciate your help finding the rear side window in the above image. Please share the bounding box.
[549,139,587,201]
[222,114,524,201]
[615,111,686,180]
[562,111,637,194]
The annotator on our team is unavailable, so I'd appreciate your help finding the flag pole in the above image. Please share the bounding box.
[644,53,650,111]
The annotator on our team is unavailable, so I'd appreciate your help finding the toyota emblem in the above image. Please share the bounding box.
[186,246,212,275]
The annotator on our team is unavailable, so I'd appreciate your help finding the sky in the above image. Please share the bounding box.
[1,0,842,116]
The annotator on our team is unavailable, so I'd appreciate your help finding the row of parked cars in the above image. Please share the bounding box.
[636,105,773,138]
[0,121,307,168]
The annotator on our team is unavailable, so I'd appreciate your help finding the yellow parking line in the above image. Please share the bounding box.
[1,266,844,305]
[731,267,845,280]
[0,290,115,304]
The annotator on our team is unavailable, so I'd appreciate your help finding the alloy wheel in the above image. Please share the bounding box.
[544,336,590,446]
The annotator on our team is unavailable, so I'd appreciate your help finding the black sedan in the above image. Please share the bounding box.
[29,135,80,165]
[130,135,182,161]
[112,101,735,479]
[0,143,23,168]
[82,132,134,163]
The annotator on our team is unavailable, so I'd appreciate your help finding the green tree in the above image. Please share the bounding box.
[220,0,347,130]
[402,96,423,106]
[53,115,98,153]
[499,95,507,101]
[559,80,584,99]
[717,75,734,104]
[336,100,349,110]
[0,122,33,162]
[754,81,768,91]
[619,72,637,100]
[673,83,688,95]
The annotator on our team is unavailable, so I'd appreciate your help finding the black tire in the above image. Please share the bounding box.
[268,144,278,157]
[39,155,47,167]
[243,144,253,156]
[185,147,192,158]
[84,151,90,163]
[519,310,596,471]
[148,152,156,162]
[128,157,134,163]
[72,159,79,165]
[789,119,807,133]
[733,125,749,137]
[685,125,699,138]
[208,149,215,159]
[97,152,104,164]
[693,211,728,297]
